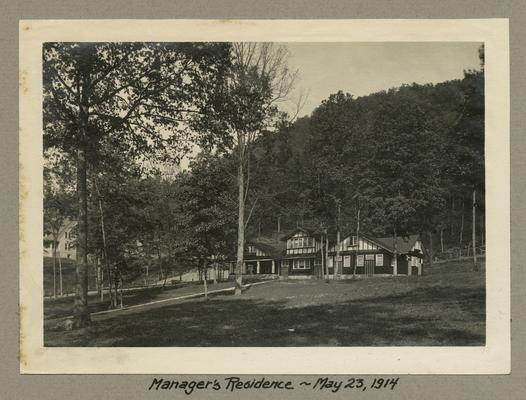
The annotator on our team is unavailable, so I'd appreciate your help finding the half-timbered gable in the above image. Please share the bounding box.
[280,228,321,277]
[285,229,320,255]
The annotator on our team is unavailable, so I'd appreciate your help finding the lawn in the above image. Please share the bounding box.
[44,259,485,347]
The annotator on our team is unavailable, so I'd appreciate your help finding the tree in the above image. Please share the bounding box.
[194,43,298,295]
[44,173,74,297]
[177,153,237,297]
[43,42,231,327]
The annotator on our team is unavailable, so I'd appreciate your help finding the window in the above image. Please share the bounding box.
[344,255,351,268]
[365,254,374,260]
[327,256,333,267]
[249,245,259,254]
[357,255,364,267]
[292,259,309,270]
[376,254,384,266]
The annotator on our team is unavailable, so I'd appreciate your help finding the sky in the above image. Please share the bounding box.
[283,42,482,117]
[180,42,482,169]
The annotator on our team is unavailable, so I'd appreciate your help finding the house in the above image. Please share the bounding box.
[279,228,322,278]
[327,234,425,277]
[43,219,77,259]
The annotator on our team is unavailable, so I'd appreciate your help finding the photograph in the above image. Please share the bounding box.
[40,40,486,347]
[18,19,509,375]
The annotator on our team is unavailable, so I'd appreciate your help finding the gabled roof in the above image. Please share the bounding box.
[59,219,76,235]
[44,219,77,238]
[336,233,422,254]
[247,235,287,258]
[280,227,320,241]
[372,234,421,254]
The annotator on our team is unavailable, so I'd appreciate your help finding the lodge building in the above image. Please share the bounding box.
[231,228,425,279]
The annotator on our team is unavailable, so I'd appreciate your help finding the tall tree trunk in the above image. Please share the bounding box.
[96,183,114,308]
[393,226,398,276]
[428,231,434,269]
[481,211,485,248]
[235,153,245,296]
[144,244,150,286]
[353,207,361,279]
[157,251,164,281]
[202,259,209,300]
[146,264,149,286]
[118,270,123,309]
[52,241,57,298]
[95,257,100,291]
[213,263,218,285]
[459,199,465,258]
[335,203,341,280]
[325,233,329,282]
[450,197,454,238]
[73,139,91,328]
[320,233,325,280]
[472,188,478,270]
[335,232,340,280]
[440,229,444,254]
[156,233,164,281]
[58,254,63,296]
[99,258,104,302]
[277,216,281,233]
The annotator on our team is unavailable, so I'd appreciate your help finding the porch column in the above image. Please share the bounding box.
[271,260,275,274]
[393,256,398,276]
[408,259,412,276]
[256,260,260,274]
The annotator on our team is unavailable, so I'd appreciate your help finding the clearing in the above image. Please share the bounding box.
[44,258,485,347]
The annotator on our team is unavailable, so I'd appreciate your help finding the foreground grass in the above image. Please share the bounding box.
[44,259,485,347]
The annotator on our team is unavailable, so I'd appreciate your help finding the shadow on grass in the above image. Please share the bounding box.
[44,283,485,347]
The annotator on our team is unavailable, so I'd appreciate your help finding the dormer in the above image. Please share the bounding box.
[281,228,319,255]
[245,244,268,257]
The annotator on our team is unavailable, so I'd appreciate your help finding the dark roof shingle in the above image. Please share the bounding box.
[371,234,421,254]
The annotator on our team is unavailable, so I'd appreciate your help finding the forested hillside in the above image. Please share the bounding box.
[244,73,484,254]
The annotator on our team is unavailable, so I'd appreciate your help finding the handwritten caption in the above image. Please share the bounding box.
[148,376,399,395]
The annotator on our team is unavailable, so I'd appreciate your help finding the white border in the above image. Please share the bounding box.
[19,19,510,374]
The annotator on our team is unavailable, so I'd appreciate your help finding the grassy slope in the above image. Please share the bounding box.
[44,259,485,347]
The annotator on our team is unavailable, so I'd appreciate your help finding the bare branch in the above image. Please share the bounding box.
[244,195,259,230]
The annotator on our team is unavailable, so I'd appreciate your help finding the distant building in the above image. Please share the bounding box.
[43,219,77,259]
[228,228,425,278]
